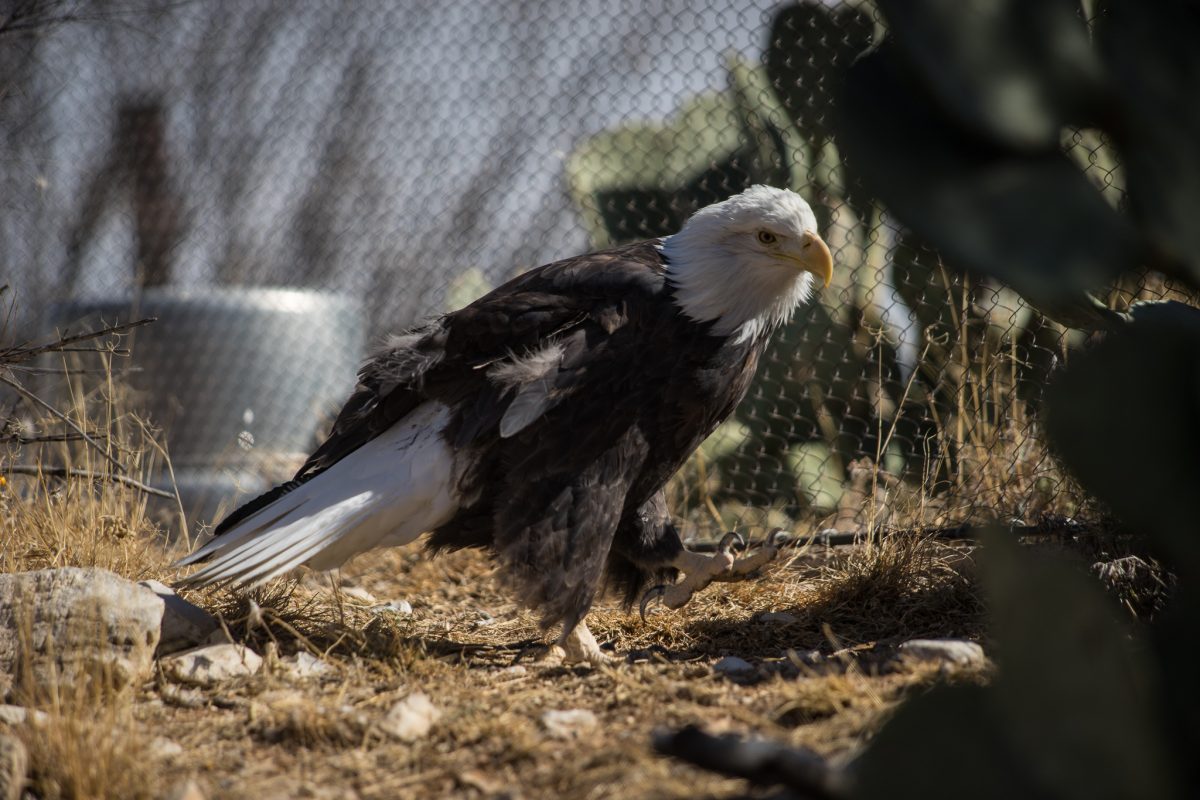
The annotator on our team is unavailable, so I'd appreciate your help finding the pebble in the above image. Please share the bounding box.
[164,779,207,800]
[339,587,377,604]
[0,705,47,727]
[278,651,333,680]
[712,656,756,676]
[149,736,184,761]
[160,643,263,687]
[496,665,527,678]
[160,684,206,709]
[378,693,441,742]
[897,638,986,667]
[540,708,598,740]
[369,600,413,616]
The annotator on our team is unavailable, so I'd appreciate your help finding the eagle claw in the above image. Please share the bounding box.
[639,584,668,621]
[718,531,747,556]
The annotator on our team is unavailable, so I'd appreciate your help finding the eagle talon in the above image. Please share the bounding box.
[718,531,747,556]
[767,528,791,548]
[639,585,668,621]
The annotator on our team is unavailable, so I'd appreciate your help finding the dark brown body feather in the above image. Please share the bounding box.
[214,240,769,632]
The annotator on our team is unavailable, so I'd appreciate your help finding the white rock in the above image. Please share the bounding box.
[164,779,207,800]
[339,586,377,604]
[0,733,28,800]
[898,638,987,667]
[279,651,333,680]
[759,612,799,624]
[161,643,263,687]
[0,705,47,727]
[497,665,527,677]
[712,656,756,676]
[149,736,184,761]
[0,568,164,697]
[369,600,412,616]
[540,708,598,740]
[138,580,220,655]
[378,692,440,742]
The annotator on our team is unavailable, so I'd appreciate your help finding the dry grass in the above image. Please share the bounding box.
[0,320,1006,800]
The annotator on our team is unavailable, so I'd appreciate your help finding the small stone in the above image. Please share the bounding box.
[712,656,756,676]
[898,638,986,667]
[165,779,207,800]
[378,692,440,742]
[339,587,377,604]
[138,580,220,655]
[159,684,206,709]
[369,600,412,616]
[0,705,47,728]
[161,643,263,687]
[496,665,527,677]
[0,733,28,800]
[279,651,333,680]
[540,708,597,740]
[759,612,799,624]
[149,736,184,761]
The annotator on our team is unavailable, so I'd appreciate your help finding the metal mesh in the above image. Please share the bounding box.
[0,1,1180,536]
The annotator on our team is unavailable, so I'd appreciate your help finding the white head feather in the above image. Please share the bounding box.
[661,185,831,341]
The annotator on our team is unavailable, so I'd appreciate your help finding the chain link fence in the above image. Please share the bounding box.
[1,0,1185,538]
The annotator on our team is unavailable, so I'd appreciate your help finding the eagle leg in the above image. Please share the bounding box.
[639,530,784,618]
[536,619,619,668]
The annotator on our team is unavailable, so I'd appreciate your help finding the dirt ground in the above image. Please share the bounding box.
[99,535,986,800]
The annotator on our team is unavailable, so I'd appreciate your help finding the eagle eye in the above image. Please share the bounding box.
[756,230,777,245]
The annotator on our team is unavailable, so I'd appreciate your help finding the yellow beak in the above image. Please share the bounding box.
[787,232,833,288]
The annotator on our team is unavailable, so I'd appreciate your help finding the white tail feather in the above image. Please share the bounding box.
[176,402,460,589]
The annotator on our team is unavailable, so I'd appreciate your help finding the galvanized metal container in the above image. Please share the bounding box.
[49,288,365,531]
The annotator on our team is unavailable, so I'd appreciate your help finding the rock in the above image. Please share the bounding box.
[339,586,377,604]
[712,656,756,676]
[540,708,597,740]
[159,684,206,709]
[278,651,332,680]
[138,580,220,655]
[149,735,184,761]
[161,643,263,687]
[0,734,27,800]
[0,568,164,698]
[369,600,412,616]
[897,638,987,667]
[0,705,47,728]
[164,779,207,800]
[378,692,440,742]
[759,612,799,624]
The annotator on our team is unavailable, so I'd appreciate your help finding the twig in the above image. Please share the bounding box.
[0,373,126,473]
[3,464,176,499]
[0,316,154,365]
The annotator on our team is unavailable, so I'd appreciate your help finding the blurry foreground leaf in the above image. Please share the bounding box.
[766,1,875,147]
[836,43,1142,305]
[877,0,1103,151]
[1096,0,1200,287]
[1045,301,1200,581]
[852,531,1177,800]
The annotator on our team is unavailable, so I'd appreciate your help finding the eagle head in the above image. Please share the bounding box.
[661,185,833,340]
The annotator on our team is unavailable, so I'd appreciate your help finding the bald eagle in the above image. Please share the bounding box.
[176,186,833,664]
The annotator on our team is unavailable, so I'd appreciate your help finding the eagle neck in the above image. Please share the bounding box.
[658,235,811,344]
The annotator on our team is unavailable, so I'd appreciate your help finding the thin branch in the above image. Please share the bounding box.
[3,464,176,499]
[0,373,126,473]
[0,316,154,365]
